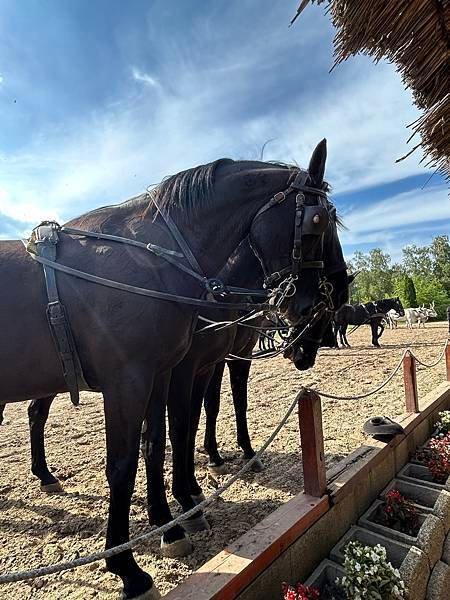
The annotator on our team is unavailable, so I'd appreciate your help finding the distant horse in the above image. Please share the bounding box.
[0,141,346,590]
[334,297,404,348]
[405,303,437,328]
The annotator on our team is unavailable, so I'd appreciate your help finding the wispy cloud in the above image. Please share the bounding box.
[131,67,159,89]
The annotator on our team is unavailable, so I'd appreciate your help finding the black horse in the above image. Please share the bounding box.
[0,141,343,598]
[334,297,405,348]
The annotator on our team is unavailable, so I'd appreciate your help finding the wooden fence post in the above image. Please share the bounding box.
[297,388,326,497]
[446,341,450,381]
[403,350,419,412]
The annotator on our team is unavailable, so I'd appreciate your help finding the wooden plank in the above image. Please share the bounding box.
[403,351,419,412]
[298,389,326,497]
[163,494,329,600]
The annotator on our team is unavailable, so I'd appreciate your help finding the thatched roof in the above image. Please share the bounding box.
[292,1,449,178]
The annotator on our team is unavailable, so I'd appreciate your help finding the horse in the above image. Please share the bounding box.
[0,140,342,598]
[334,297,404,348]
[405,303,437,328]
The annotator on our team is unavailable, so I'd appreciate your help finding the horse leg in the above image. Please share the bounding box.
[141,372,193,558]
[185,369,215,500]
[371,320,381,347]
[342,324,350,348]
[228,359,263,471]
[203,361,227,472]
[168,366,210,534]
[0,403,4,425]
[28,396,62,491]
[103,375,160,600]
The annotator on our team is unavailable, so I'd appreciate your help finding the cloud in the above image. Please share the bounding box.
[0,1,438,240]
[131,67,159,88]
[340,184,449,260]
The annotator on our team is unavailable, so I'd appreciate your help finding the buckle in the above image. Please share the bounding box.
[205,278,226,295]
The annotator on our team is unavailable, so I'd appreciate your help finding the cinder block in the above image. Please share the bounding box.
[397,463,450,492]
[304,559,345,589]
[426,560,450,600]
[330,526,429,600]
[382,479,450,533]
[359,499,445,568]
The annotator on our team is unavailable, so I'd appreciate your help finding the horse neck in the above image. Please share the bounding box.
[168,163,291,278]
[217,239,263,288]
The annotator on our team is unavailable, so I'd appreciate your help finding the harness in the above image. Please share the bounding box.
[24,169,337,406]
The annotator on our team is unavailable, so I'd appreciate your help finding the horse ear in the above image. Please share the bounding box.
[308,139,327,185]
[347,271,359,285]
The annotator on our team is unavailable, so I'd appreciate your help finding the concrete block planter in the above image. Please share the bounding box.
[426,560,450,600]
[304,558,345,591]
[359,499,445,568]
[382,479,450,533]
[443,532,450,565]
[330,526,429,600]
[397,463,450,492]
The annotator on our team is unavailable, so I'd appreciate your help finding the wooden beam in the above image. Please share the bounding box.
[163,494,329,600]
[403,350,419,412]
[298,389,326,497]
[446,341,450,381]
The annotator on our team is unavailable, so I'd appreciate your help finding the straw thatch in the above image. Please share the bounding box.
[292,1,450,178]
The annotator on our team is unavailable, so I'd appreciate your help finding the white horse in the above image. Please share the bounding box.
[405,302,437,328]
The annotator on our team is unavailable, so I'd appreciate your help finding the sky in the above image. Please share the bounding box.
[0,0,448,263]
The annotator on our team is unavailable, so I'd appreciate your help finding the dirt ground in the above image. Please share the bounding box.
[0,322,448,599]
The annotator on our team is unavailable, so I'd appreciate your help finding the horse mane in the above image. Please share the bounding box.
[146,158,235,217]
[76,157,343,227]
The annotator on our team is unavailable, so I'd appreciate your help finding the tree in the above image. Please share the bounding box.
[395,274,417,308]
[402,244,432,278]
[414,276,450,319]
[430,235,450,295]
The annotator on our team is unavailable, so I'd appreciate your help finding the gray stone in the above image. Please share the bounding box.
[400,546,430,600]
[426,560,450,600]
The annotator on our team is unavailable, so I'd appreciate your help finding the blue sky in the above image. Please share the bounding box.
[0,0,448,262]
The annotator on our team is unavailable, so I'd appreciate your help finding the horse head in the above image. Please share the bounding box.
[249,139,347,329]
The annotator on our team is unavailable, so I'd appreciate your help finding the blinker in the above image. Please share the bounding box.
[301,205,329,236]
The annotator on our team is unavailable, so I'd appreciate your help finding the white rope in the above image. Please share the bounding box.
[410,339,449,368]
[0,395,299,584]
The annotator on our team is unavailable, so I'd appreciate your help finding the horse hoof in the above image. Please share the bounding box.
[160,535,193,558]
[40,481,64,493]
[191,492,206,505]
[121,586,161,600]
[246,457,264,472]
[208,463,228,475]
[182,514,210,533]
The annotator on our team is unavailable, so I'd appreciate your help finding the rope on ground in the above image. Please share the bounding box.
[0,394,300,584]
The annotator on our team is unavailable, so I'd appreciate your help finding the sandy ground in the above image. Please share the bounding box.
[0,322,448,599]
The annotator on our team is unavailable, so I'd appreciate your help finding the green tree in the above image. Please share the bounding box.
[402,244,432,278]
[430,235,450,295]
[414,276,450,319]
[395,274,417,308]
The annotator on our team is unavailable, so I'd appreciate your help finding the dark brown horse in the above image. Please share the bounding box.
[0,141,341,598]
